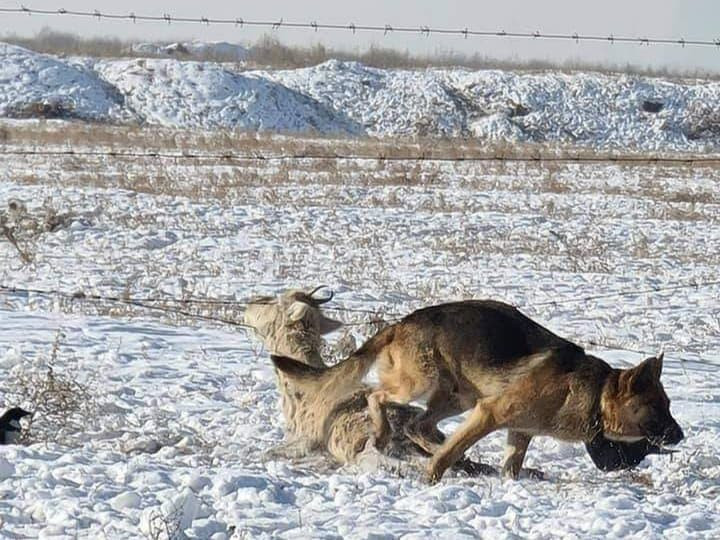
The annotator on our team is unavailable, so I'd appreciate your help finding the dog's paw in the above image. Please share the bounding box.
[502,461,545,480]
[425,459,443,485]
[425,469,442,485]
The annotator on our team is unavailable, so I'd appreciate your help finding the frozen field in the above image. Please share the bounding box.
[0,123,719,538]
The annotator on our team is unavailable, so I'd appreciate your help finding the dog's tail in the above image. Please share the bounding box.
[271,324,395,390]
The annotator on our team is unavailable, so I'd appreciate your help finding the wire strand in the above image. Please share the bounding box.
[1,6,719,49]
[0,148,717,165]
[1,278,717,323]
[0,282,717,364]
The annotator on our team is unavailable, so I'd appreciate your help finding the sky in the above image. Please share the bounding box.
[1,0,719,72]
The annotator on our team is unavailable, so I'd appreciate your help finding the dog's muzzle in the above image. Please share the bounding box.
[662,422,684,446]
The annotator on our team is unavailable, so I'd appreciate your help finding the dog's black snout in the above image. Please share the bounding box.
[664,422,684,445]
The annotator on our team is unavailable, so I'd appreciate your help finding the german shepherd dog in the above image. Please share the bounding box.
[272,300,684,482]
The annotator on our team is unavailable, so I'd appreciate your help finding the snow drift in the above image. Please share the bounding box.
[2,42,720,149]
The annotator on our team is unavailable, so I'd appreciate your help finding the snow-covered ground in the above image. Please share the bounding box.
[2,42,720,150]
[0,124,718,538]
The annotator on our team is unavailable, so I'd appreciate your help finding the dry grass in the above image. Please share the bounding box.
[142,503,184,540]
[4,121,718,168]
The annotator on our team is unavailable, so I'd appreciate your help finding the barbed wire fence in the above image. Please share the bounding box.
[1,5,720,49]
[2,147,720,165]
[1,280,718,365]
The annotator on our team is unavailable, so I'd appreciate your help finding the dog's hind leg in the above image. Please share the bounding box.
[502,431,545,480]
[404,388,464,455]
[501,431,531,478]
[427,397,505,484]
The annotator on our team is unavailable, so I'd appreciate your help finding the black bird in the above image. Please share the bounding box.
[585,433,676,472]
[0,408,31,445]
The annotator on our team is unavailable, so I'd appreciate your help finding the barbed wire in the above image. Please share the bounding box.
[1,277,718,322]
[1,147,719,165]
[0,281,717,365]
[0,283,406,318]
[0,283,255,329]
[1,5,719,49]
[531,279,720,308]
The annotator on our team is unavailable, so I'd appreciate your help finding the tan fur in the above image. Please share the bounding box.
[321,300,684,482]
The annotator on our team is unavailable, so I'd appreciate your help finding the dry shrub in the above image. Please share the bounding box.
[4,28,718,77]
[142,505,183,540]
[4,27,129,58]
[0,198,79,264]
[141,489,223,540]
[5,331,99,446]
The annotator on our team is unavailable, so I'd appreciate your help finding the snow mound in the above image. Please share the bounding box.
[263,60,479,138]
[3,45,720,150]
[268,60,720,149]
[0,44,127,121]
[96,59,361,133]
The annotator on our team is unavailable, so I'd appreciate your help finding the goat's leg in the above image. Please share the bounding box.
[264,438,315,460]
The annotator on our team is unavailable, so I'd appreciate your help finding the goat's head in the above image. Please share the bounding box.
[244,285,343,367]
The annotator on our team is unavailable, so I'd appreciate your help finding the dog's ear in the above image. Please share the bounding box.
[637,355,663,381]
[653,352,664,377]
[620,355,663,394]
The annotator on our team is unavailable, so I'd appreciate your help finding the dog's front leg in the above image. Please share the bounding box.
[502,431,545,480]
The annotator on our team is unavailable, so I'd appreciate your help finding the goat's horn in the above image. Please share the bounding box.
[307,285,334,304]
[307,285,328,296]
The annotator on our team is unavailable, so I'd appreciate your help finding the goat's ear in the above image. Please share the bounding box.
[318,314,343,335]
[287,301,311,322]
